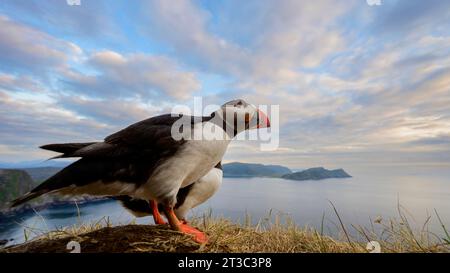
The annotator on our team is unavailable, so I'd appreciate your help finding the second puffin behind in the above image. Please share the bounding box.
[116,161,223,222]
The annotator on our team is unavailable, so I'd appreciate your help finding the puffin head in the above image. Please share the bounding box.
[213,99,270,136]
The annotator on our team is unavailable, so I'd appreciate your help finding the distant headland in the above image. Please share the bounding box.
[282,167,351,181]
[222,162,351,181]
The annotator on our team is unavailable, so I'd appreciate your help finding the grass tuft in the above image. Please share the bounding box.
[4,206,450,253]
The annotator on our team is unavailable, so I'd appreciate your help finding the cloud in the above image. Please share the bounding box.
[62,50,201,100]
[59,95,168,125]
[141,0,249,75]
[0,14,202,161]
[0,73,44,93]
[248,0,349,67]
[0,0,118,38]
[0,90,113,160]
[142,0,350,80]
[370,0,450,36]
[0,15,82,73]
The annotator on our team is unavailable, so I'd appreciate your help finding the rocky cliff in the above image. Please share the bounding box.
[0,169,35,209]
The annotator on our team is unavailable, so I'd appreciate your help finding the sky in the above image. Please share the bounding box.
[0,0,449,169]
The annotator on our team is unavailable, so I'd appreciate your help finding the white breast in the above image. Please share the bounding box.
[137,122,230,205]
[177,122,229,187]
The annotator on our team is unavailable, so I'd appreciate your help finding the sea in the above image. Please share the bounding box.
[1,165,449,246]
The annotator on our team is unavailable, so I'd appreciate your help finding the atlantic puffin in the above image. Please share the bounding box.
[11,99,270,243]
[116,161,223,222]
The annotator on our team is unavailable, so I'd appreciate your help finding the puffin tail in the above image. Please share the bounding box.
[40,142,97,158]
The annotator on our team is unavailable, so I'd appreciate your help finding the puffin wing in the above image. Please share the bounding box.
[10,114,192,207]
[105,114,183,146]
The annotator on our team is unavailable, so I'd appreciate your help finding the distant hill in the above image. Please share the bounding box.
[22,167,62,182]
[282,167,351,181]
[0,169,35,209]
[0,167,105,213]
[223,162,291,178]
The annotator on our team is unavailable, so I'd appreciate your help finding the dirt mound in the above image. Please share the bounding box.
[1,225,230,253]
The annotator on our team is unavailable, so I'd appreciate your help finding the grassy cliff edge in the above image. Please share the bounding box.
[2,210,449,253]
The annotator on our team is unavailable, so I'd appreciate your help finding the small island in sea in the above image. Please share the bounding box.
[282,167,352,181]
[221,162,351,181]
[222,162,292,178]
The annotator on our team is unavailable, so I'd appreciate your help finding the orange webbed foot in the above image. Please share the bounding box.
[178,223,208,244]
[163,206,208,244]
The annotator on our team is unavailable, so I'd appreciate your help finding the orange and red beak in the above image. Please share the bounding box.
[256,109,270,129]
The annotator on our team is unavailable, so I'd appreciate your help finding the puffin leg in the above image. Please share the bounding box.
[163,206,208,244]
[150,200,166,225]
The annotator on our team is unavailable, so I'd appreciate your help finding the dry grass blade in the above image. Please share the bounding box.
[3,206,449,253]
